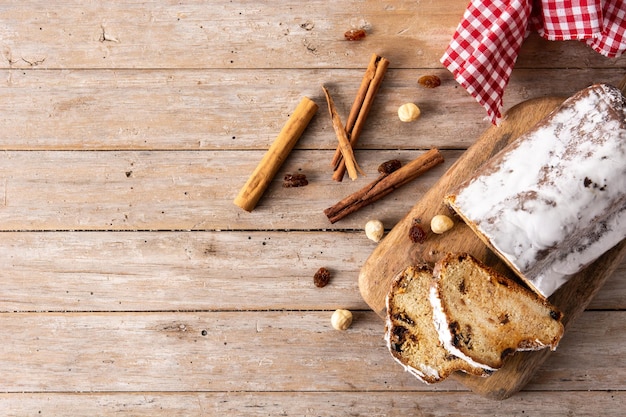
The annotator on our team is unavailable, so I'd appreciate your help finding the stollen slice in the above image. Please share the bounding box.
[430,253,564,370]
[385,264,489,383]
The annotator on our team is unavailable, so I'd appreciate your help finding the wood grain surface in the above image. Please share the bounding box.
[1,1,625,415]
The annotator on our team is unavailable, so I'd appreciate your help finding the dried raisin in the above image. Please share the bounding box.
[408,220,427,243]
[418,75,441,88]
[313,267,331,288]
[344,28,366,41]
[377,159,402,175]
[282,173,308,188]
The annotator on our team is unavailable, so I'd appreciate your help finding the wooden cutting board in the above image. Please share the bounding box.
[358,95,626,400]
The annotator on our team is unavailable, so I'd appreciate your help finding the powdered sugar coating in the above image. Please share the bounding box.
[450,84,626,296]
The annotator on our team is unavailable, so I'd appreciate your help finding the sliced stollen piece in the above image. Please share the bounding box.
[445,83,626,297]
[430,253,564,370]
[385,264,490,384]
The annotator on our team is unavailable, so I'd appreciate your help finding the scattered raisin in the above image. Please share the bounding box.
[583,176,606,191]
[451,323,473,349]
[283,173,308,188]
[313,267,331,288]
[418,75,441,88]
[408,219,427,243]
[458,279,467,295]
[391,342,403,353]
[500,348,515,360]
[449,321,461,347]
[377,159,402,175]
[550,310,562,321]
[462,324,474,349]
[344,28,366,41]
[390,326,408,352]
[395,312,415,326]
[392,325,408,340]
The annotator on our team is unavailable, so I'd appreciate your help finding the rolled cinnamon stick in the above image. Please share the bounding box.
[322,86,365,181]
[234,97,318,212]
[324,149,444,223]
[332,54,389,181]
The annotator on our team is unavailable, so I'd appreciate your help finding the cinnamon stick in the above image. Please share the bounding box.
[322,86,365,181]
[234,96,318,212]
[332,54,389,181]
[324,149,444,223]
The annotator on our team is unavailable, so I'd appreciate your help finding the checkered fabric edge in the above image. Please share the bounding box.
[441,0,626,125]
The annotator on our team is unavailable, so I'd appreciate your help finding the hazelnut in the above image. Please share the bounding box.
[331,309,353,331]
[398,103,421,122]
[365,219,384,242]
[430,214,454,234]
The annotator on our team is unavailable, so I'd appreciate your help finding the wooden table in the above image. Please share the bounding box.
[0,1,624,415]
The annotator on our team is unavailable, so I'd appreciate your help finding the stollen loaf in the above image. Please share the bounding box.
[445,84,626,297]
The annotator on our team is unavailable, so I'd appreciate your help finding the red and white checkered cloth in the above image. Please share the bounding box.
[441,0,626,125]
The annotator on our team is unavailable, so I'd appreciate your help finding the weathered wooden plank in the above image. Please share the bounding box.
[0,0,462,69]
[0,68,623,150]
[0,231,370,312]
[0,391,623,416]
[2,1,622,70]
[588,261,626,310]
[0,231,623,312]
[0,311,462,393]
[0,311,622,393]
[0,149,457,231]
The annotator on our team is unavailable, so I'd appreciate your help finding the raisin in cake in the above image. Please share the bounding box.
[385,265,489,384]
[430,253,564,370]
[445,84,626,297]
